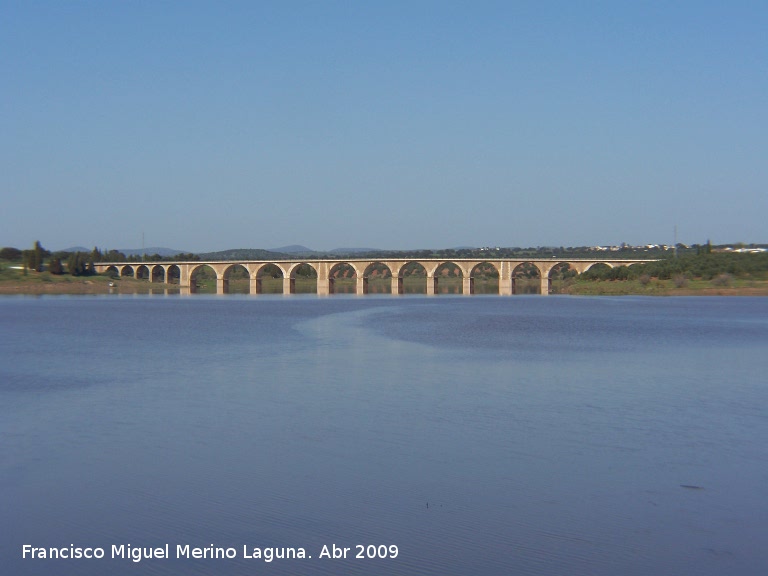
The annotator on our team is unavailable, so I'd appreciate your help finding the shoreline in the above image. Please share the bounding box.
[1,275,767,296]
[0,276,177,295]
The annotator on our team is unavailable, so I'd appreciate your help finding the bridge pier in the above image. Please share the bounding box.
[463,277,474,295]
[179,265,191,288]
[426,275,436,295]
[392,277,403,295]
[540,276,551,295]
[316,263,330,295]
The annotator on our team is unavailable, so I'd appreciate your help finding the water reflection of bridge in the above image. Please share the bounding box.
[95,258,651,295]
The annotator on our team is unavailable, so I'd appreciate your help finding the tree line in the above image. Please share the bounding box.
[580,252,768,282]
[0,243,201,277]
[3,242,767,282]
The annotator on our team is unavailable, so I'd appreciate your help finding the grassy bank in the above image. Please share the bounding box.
[559,277,768,296]
[0,268,177,295]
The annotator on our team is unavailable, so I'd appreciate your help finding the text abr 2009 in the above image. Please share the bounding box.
[319,544,398,559]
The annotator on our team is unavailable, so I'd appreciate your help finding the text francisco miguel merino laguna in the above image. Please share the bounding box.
[23,544,312,562]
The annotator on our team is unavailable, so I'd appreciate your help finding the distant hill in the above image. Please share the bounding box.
[329,247,383,254]
[272,246,389,256]
[269,245,316,254]
[199,248,293,260]
[119,247,186,257]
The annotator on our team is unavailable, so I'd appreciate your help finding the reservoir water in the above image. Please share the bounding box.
[2,295,767,575]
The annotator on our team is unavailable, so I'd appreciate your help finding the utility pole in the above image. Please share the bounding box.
[673,225,678,258]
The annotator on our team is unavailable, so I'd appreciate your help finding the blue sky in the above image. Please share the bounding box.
[2,1,766,252]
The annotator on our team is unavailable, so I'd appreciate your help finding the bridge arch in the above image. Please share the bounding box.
[469,261,500,294]
[151,264,165,283]
[222,263,251,294]
[283,262,317,294]
[576,261,612,274]
[252,263,283,294]
[166,265,181,285]
[547,262,577,294]
[189,264,219,293]
[511,262,542,295]
[394,261,428,294]
[434,261,464,294]
[103,265,120,278]
[328,262,358,294]
[136,265,150,281]
[362,262,393,294]
[120,265,135,278]
[580,262,613,280]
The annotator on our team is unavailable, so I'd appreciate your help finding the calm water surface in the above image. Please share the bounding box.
[1,295,767,575]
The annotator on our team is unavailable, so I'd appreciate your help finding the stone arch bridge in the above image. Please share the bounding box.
[94,258,651,295]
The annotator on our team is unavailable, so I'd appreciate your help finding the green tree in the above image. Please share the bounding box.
[48,257,64,275]
[67,252,92,276]
[104,249,127,261]
[23,241,45,272]
[67,253,81,275]
[0,247,22,261]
